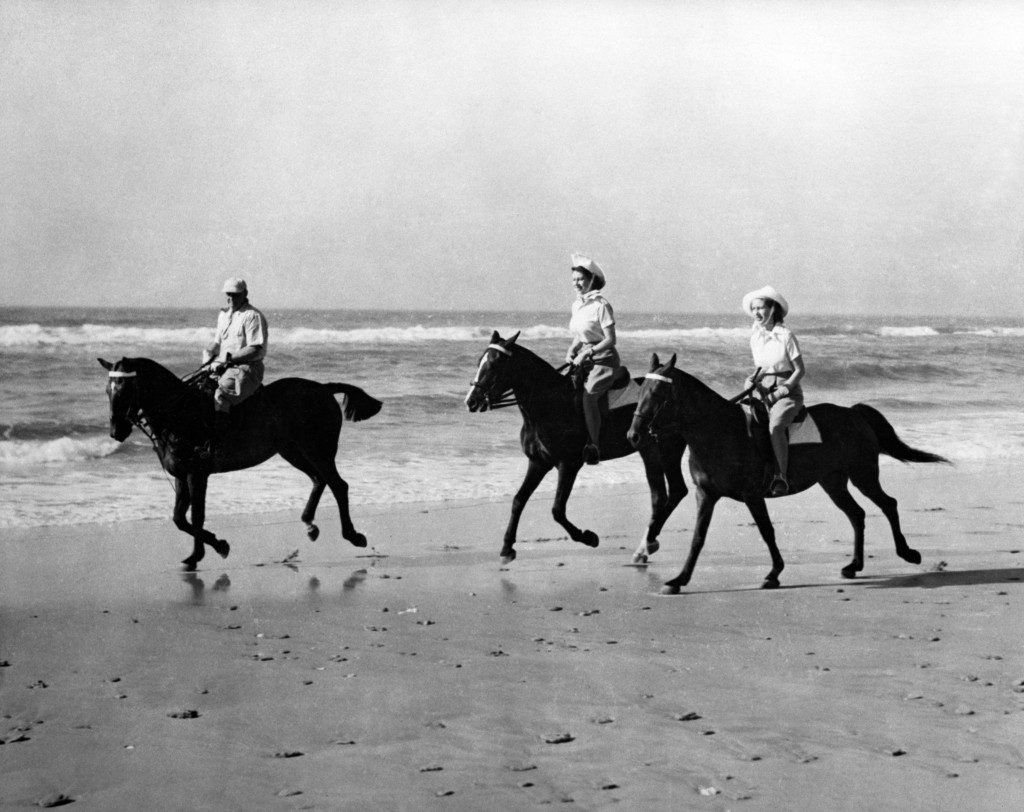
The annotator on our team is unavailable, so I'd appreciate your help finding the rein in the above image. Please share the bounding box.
[108,365,210,452]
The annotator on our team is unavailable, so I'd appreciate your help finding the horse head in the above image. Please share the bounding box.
[465,330,520,412]
[627,352,677,448]
[98,357,141,442]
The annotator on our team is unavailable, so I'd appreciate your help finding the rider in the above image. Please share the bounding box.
[198,277,269,458]
[742,285,805,496]
[566,252,620,465]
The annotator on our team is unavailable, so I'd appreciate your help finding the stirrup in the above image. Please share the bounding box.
[770,473,789,496]
[582,443,600,466]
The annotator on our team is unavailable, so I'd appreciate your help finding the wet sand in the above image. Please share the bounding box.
[2,460,1023,809]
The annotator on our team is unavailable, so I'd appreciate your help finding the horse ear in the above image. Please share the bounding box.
[490,330,502,343]
[506,331,520,346]
[98,358,113,371]
[649,353,660,371]
[667,353,677,369]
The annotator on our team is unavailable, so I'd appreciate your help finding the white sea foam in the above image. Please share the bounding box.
[876,326,941,337]
[0,436,122,464]
[0,321,842,348]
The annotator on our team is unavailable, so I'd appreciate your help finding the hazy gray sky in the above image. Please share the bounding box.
[3,0,1023,315]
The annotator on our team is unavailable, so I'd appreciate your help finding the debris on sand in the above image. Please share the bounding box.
[167,709,200,719]
[35,794,75,808]
[543,732,575,744]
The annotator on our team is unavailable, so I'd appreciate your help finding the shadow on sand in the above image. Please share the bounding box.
[867,568,1024,589]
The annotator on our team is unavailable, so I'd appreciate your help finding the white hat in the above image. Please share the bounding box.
[222,277,248,294]
[742,285,788,318]
[570,252,605,289]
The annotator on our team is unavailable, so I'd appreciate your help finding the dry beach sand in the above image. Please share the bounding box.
[2,460,1023,809]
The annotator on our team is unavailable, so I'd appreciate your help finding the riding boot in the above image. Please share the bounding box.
[582,396,601,465]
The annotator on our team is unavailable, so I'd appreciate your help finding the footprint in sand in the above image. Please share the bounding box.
[34,793,75,807]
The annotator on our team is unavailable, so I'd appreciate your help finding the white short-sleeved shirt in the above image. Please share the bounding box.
[570,291,615,346]
[750,323,801,374]
[211,303,268,381]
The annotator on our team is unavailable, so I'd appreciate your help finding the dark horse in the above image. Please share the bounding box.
[464,331,688,564]
[627,354,950,593]
[99,356,381,570]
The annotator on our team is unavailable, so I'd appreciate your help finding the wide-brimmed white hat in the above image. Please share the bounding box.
[222,277,248,294]
[570,252,605,288]
[742,285,788,318]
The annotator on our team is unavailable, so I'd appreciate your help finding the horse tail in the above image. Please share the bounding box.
[851,403,951,465]
[325,384,383,422]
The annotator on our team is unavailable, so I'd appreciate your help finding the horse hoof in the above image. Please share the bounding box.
[632,552,648,565]
[761,577,780,589]
[306,524,320,542]
[899,548,922,565]
[645,539,660,556]
[579,530,599,549]
[660,583,681,595]
[211,539,230,559]
[181,559,198,572]
[347,533,368,548]
[500,548,516,564]
[840,565,860,579]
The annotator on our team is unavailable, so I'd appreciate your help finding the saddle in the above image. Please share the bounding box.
[742,397,821,489]
[569,364,637,413]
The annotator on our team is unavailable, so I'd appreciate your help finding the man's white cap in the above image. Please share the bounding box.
[222,277,248,294]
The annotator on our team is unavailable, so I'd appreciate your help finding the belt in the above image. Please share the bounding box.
[760,370,793,377]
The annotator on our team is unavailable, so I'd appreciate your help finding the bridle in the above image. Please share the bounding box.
[632,372,674,440]
[468,344,518,410]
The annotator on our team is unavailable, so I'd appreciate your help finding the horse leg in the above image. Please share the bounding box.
[172,477,204,570]
[323,466,367,548]
[633,440,688,563]
[819,472,867,578]
[177,473,229,571]
[663,487,719,594]
[501,459,552,564]
[851,468,921,566]
[552,460,599,550]
[745,496,785,589]
[278,446,327,541]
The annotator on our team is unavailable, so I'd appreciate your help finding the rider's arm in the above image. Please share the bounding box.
[774,331,804,397]
[585,323,617,358]
[566,338,583,364]
[773,355,805,400]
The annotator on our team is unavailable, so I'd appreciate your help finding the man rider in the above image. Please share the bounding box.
[198,277,269,458]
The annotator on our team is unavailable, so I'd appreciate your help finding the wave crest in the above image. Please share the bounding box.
[0,436,123,465]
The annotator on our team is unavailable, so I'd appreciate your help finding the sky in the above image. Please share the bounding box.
[2,0,1023,316]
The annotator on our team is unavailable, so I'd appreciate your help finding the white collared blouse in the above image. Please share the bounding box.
[570,290,615,346]
[750,323,801,374]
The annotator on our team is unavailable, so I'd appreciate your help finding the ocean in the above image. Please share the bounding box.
[2,307,1023,530]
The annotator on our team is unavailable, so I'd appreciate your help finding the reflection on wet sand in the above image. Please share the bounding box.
[342,569,367,591]
[181,572,204,604]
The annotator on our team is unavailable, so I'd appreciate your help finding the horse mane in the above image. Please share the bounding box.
[674,368,728,403]
[510,343,567,386]
[127,357,188,391]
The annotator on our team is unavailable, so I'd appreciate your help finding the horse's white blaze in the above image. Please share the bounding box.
[108,371,137,378]
[644,373,672,383]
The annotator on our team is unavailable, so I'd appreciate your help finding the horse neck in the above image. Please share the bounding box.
[672,371,736,429]
[509,346,570,413]
[135,359,200,433]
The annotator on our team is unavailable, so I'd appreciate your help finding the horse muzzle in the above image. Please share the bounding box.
[464,387,488,413]
[109,420,133,442]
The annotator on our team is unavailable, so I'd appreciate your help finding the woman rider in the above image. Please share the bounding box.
[742,285,805,496]
[566,253,620,465]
